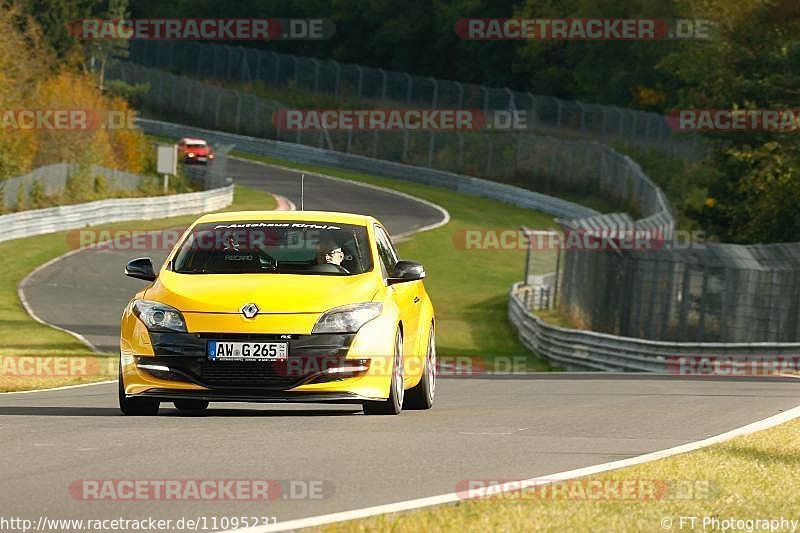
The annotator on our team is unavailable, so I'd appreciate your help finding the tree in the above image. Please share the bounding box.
[85,0,130,91]
[660,0,800,243]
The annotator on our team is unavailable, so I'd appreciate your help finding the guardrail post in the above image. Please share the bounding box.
[527,93,538,128]
[485,134,493,175]
[505,88,516,110]
[379,68,388,101]
[555,98,564,129]
[234,92,242,133]
[214,92,223,129]
[521,226,532,286]
[332,61,341,99]
[272,51,280,83]
[311,58,320,93]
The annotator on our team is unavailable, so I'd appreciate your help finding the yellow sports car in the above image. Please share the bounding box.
[118,211,435,416]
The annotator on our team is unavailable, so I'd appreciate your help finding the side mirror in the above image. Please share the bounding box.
[125,257,157,282]
[388,260,425,285]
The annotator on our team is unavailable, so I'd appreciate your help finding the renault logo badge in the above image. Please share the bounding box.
[241,303,259,319]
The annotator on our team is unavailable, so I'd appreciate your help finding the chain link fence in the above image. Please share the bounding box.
[556,241,800,343]
[126,40,700,160]
[2,144,232,212]
[2,163,144,210]
[108,60,670,221]
[111,61,800,344]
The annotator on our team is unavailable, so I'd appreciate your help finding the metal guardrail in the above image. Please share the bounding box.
[137,118,597,220]
[134,118,800,366]
[508,282,800,371]
[0,185,233,244]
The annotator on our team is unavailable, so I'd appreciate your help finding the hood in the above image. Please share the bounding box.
[145,270,380,314]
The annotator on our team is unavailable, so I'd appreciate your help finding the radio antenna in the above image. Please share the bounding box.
[300,174,305,211]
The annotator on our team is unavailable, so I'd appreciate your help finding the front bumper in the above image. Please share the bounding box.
[134,389,372,404]
[121,330,393,401]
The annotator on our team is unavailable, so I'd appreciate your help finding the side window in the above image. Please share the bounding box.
[374,226,398,276]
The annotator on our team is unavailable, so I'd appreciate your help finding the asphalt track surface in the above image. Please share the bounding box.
[6,157,800,529]
[20,158,445,353]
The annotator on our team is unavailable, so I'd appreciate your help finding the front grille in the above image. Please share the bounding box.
[200,360,306,390]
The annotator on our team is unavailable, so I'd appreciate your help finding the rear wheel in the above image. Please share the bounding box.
[363,329,404,415]
[173,400,209,414]
[118,365,159,416]
[404,323,435,410]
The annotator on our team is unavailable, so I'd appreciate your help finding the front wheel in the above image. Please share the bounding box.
[403,323,435,410]
[363,329,404,415]
[118,365,159,416]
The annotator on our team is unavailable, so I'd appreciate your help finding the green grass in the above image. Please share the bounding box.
[316,418,800,532]
[1,152,560,391]
[0,186,276,391]
[230,152,558,369]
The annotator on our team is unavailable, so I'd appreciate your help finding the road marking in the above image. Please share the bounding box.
[18,246,104,353]
[223,404,800,533]
[229,156,452,240]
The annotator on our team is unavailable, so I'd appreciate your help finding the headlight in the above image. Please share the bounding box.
[132,300,187,333]
[312,303,382,334]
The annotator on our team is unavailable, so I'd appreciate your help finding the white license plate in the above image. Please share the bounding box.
[207,341,288,361]
[197,156,207,162]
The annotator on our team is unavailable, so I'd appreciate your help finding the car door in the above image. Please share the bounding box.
[374,225,421,378]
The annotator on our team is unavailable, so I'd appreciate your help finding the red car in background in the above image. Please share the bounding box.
[177,137,215,164]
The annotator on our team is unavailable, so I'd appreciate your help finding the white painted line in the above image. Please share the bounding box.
[18,247,103,353]
[0,380,116,395]
[223,404,800,533]
[229,156,451,240]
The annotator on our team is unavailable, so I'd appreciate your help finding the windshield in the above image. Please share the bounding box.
[171,221,373,275]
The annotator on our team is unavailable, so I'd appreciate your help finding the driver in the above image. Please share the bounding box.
[316,238,345,266]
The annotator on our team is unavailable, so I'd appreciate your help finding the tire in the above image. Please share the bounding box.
[403,323,435,410]
[363,328,404,415]
[174,400,209,414]
[118,365,159,416]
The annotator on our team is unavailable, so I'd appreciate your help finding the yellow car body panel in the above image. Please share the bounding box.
[119,211,434,405]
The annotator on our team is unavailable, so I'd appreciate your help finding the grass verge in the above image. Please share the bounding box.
[0,185,276,392]
[315,418,800,532]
